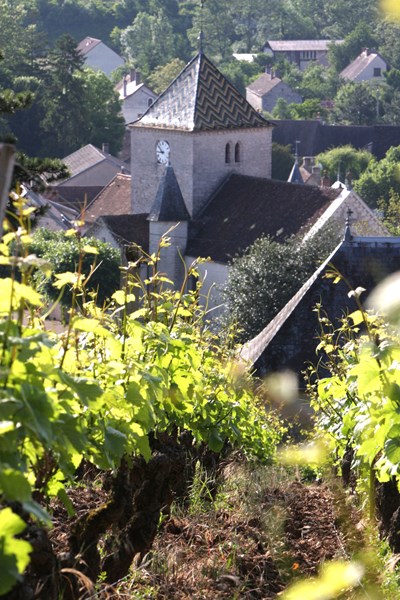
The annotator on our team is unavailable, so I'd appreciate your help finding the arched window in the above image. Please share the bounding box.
[235,142,240,163]
[225,143,231,163]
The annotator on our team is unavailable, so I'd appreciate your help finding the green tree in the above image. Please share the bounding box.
[316,145,373,182]
[29,228,121,306]
[271,143,294,181]
[147,58,186,94]
[327,22,378,73]
[299,62,338,101]
[119,10,176,76]
[78,69,125,155]
[219,58,263,95]
[39,34,89,157]
[222,226,340,342]
[354,145,400,208]
[333,82,377,125]
[377,189,400,235]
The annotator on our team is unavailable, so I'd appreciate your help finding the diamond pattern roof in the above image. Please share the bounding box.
[134,53,271,131]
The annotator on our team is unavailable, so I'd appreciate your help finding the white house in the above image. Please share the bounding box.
[77,37,125,78]
[340,49,388,83]
[115,70,157,124]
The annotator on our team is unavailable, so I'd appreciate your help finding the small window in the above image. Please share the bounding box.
[373,67,381,77]
[148,98,153,107]
[234,142,240,163]
[225,143,231,163]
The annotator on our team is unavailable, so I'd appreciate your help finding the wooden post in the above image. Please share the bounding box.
[0,143,15,238]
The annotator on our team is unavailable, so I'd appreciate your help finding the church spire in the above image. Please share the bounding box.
[198,0,205,53]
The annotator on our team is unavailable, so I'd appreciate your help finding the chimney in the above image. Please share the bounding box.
[312,165,321,177]
[302,156,314,173]
[321,169,331,187]
[130,69,141,85]
[102,143,110,154]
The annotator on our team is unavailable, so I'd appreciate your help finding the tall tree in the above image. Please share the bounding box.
[333,82,377,126]
[39,34,88,156]
[120,10,176,76]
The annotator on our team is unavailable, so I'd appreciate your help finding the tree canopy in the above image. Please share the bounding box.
[222,226,340,342]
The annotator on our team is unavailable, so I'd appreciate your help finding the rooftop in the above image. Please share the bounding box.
[77,37,102,56]
[266,40,342,52]
[133,52,272,131]
[247,72,283,96]
[340,49,386,80]
[187,174,340,263]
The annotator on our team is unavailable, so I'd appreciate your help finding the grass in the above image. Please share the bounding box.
[91,458,400,599]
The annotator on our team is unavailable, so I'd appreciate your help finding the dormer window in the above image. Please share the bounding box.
[225,143,231,163]
[235,142,240,163]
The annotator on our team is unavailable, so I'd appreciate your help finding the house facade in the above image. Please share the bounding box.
[340,49,388,83]
[263,40,342,71]
[115,70,158,124]
[246,71,302,113]
[77,37,125,78]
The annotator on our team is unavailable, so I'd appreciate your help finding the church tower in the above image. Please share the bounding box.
[130,52,274,218]
[147,164,190,287]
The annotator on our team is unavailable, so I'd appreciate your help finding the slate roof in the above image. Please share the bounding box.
[98,214,149,250]
[288,160,304,184]
[133,52,272,131]
[77,37,101,56]
[266,40,341,52]
[148,165,190,222]
[247,73,282,96]
[60,144,119,179]
[186,174,340,262]
[340,50,386,81]
[240,236,400,377]
[272,121,400,160]
[84,173,131,223]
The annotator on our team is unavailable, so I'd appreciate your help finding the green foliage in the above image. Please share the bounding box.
[147,58,186,95]
[333,82,377,126]
[119,10,176,76]
[354,145,400,208]
[28,228,121,306]
[0,195,280,592]
[223,226,340,342]
[316,145,373,183]
[218,58,263,96]
[271,143,294,181]
[328,22,378,73]
[377,189,400,235]
[0,509,32,595]
[307,271,400,520]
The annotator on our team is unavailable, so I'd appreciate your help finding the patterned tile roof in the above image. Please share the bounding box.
[133,52,271,131]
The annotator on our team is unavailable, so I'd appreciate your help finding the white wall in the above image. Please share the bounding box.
[84,42,125,78]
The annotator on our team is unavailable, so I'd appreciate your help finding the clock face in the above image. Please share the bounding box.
[156,140,170,164]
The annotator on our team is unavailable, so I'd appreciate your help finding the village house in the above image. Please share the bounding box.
[340,48,388,83]
[77,37,125,78]
[49,144,130,211]
[115,70,157,125]
[263,40,342,70]
[246,70,302,113]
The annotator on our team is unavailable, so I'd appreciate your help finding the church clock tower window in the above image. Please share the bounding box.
[225,143,231,163]
[235,142,241,163]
